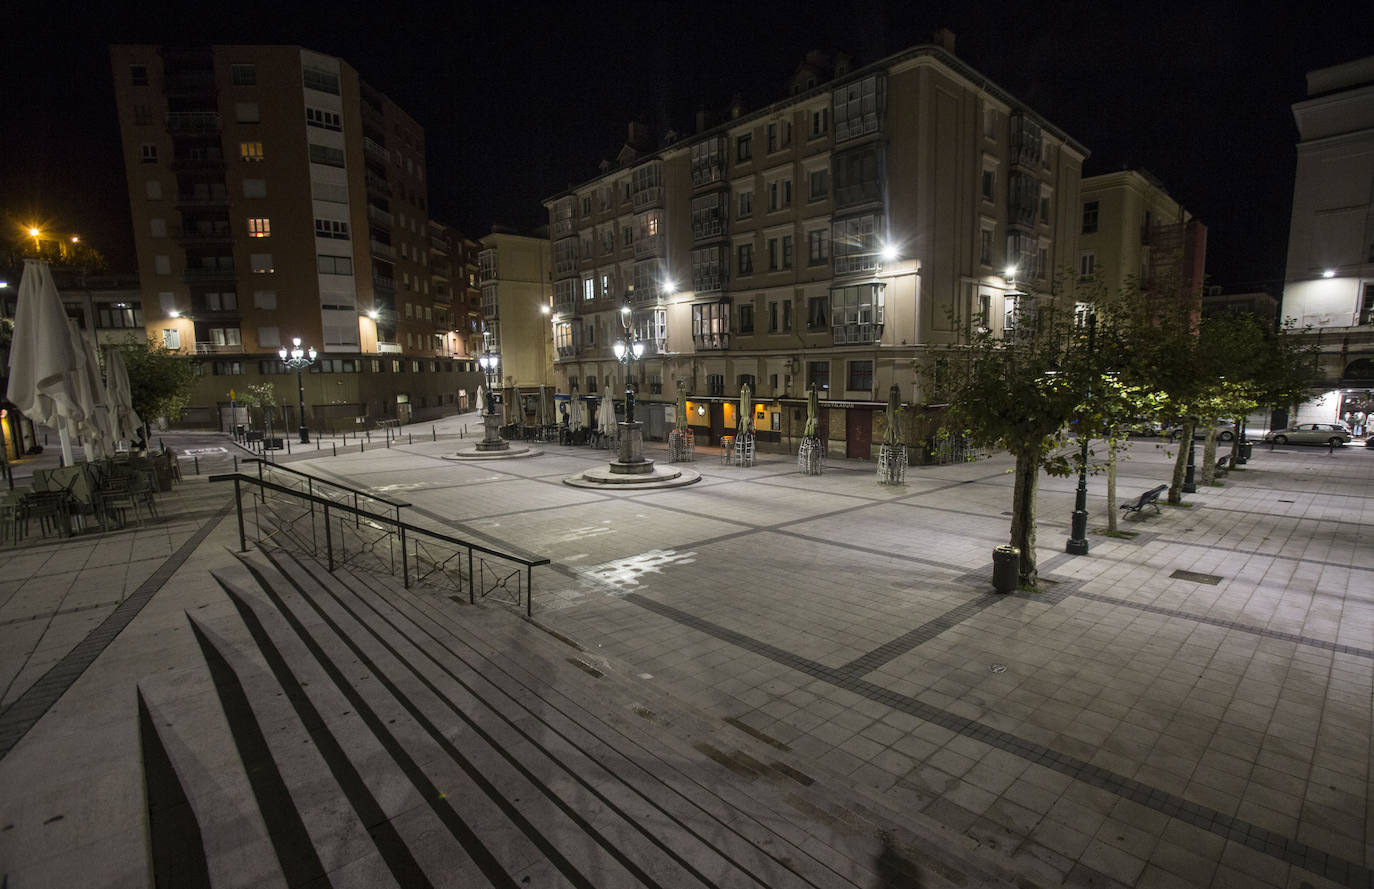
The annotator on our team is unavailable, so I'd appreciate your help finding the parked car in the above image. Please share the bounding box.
[1262,424,1352,446]
[1161,422,1238,441]
[1125,419,1167,437]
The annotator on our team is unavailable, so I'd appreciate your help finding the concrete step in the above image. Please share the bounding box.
[277,546,1066,889]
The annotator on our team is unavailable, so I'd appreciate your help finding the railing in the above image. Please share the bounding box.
[368,205,394,229]
[166,111,222,133]
[210,466,550,616]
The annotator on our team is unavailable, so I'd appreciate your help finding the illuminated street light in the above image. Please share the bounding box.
[278,337,318,443]
[613,305,646,423]
[880,242,900,263]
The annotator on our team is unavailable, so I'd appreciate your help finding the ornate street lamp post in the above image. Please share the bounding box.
[475,348,508,452]
[1066,311,1097,555]
[612,306,645,423]
[278,337,317,443]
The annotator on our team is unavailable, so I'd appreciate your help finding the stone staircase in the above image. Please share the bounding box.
[137,539,1067,888]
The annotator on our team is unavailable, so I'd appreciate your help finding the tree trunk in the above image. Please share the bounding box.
[1168,419,1194,504]
[1106,439,1119,532]
[1009,447,1040,588]
[1201,426,1218,485]
[1230,418,1242,464]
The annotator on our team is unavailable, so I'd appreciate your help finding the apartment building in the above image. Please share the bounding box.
[110,44,469,429]
[1078,169,1207,323]
[545,35,1087,458]
[476,230,554,422]
[1279,55,1374,427]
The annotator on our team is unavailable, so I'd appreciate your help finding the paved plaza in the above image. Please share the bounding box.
[0,415,1370,888]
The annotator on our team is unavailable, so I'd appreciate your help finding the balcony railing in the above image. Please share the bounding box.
[633,234,663,259]
[693,217,726,241]
[194,342,243,354]
[369,239,397,259]
[692,331,730,351]
[175,227,232,244]
[166,111,222,133]
[556,343,581,359]
[183,267,237,282]
[552,218,576,238]
[365,171,392,196]
[367,205,393,229]
[631,186,663,212]
[377,342,402,353]
[373,273,396,293]
[174,192,229,207]
[831,322,883,344]
[362,136,390,164]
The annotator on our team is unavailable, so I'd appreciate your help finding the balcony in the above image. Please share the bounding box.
[552,217,576,239]
[362,136,390,164]
[377,342,402,354]
[174,191,229,208]
[194,342,243,354]
[832,322,883,345]
[171,151,224,171]
[367,205,393,229]
[166,111,222,134]
[183,267,237,283]
[430,235,448,253]
[633,233,663,259]
[164,70,216,97]
[556,343,581,360]
[692,216,726,241]
[369,239,397,260]
[631,185,663,212]
[365,170,392,197]
[692,331,730,351]
[175,227,232,245]
[373,273,396,294]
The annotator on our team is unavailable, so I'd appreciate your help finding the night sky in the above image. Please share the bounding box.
[3,1,1371,291]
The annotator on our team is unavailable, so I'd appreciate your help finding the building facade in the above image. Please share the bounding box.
[1279,56,1374,428]
[476,230,554,423]
[109,44,475,429]
[544,37,1087,458]
[1077,169,1207,312]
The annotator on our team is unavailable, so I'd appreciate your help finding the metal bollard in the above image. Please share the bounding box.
[286,440,292,454]
[360,441,364,453]
[366,430,371,442]
[432,425,436,441]
[194,456,200,475]
[332,443,337,457]
[408,433,413,444]
[234,455,238,472]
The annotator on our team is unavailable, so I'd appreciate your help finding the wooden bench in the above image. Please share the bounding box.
[1121,484,1168,516]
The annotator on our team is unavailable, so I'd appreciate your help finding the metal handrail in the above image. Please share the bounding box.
[210,472,550,616]
[242,457,410,511]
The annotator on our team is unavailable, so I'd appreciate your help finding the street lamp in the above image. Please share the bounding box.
[612,306,645,423]
[278,337,317,443]
[1066,311,1097,555]
[478,349,500,415]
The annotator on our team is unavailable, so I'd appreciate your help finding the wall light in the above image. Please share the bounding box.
[1322,269,1336,278]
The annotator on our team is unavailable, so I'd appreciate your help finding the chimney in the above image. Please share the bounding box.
[695,106,711,133]
[627,121,650,150]
[933,28,956,54]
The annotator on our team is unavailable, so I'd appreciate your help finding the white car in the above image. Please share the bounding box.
[1263,424,1352,446]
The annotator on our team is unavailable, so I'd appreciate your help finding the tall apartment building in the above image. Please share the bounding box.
[110,44,471,428]
[1279,55,1374,427]
[544,35,1087,458]
[1077,169,1207,317]
[476,230,553,423]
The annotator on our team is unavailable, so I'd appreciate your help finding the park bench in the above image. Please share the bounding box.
[1120,484,1168,516]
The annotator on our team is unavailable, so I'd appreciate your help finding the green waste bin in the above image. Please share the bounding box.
[993,545,1020,594]
[1239,441,1253,460]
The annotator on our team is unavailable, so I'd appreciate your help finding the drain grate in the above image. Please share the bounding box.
[1170,569,1222,585]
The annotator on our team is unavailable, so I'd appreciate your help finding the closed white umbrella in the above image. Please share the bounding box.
[69,319,115,460]
[598,390,616,436]
[568,384,581,431]
[5,260,83,465]
[104,346,143,446]
[739,382,754,436]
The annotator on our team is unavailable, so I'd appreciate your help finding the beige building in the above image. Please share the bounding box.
[1279,56,1374,428]
[545,35,1088,457]
[476,231,554,422]
[1077,170,1207,328]
[110,44,471,429]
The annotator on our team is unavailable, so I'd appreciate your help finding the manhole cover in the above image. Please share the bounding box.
[990,664,1007,673]
[1169,569,1221,585]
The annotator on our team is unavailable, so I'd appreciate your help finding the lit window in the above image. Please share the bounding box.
[240,141,264,162]
[247,218,271,238]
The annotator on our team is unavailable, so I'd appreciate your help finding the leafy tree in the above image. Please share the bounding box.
[939,288,1094,588]
[116,338,199,437]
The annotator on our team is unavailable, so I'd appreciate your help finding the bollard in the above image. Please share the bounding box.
[360,441,364,453]
[234,455,239,472]
[432,425,436,441]
[194,456,200,475]
[386,436,390,448]
[409,433,413,444]
[332,443,337,457]
[366,430,371,442]
[286,440,292,454]
[1329,439,1336,454]
[316,439,320,451]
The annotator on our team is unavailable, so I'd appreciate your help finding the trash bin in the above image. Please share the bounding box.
[1239,441,1253,460]
[993,545,1020,594]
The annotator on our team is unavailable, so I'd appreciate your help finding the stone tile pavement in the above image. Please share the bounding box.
[0,416,1370,888]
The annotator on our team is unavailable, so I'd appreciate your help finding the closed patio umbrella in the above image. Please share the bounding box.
[738,382,754,436]
[568,382,582,431]
[510,384,522,427]
[69,319,115,460]
[5,260,83,465]
[104,345,143,447]
[598,389,616,436]
[883,384,901,445]
[804,384,820,437]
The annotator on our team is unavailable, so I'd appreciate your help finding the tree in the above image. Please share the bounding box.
[117,338,199,438]
[939,289,1093,588]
